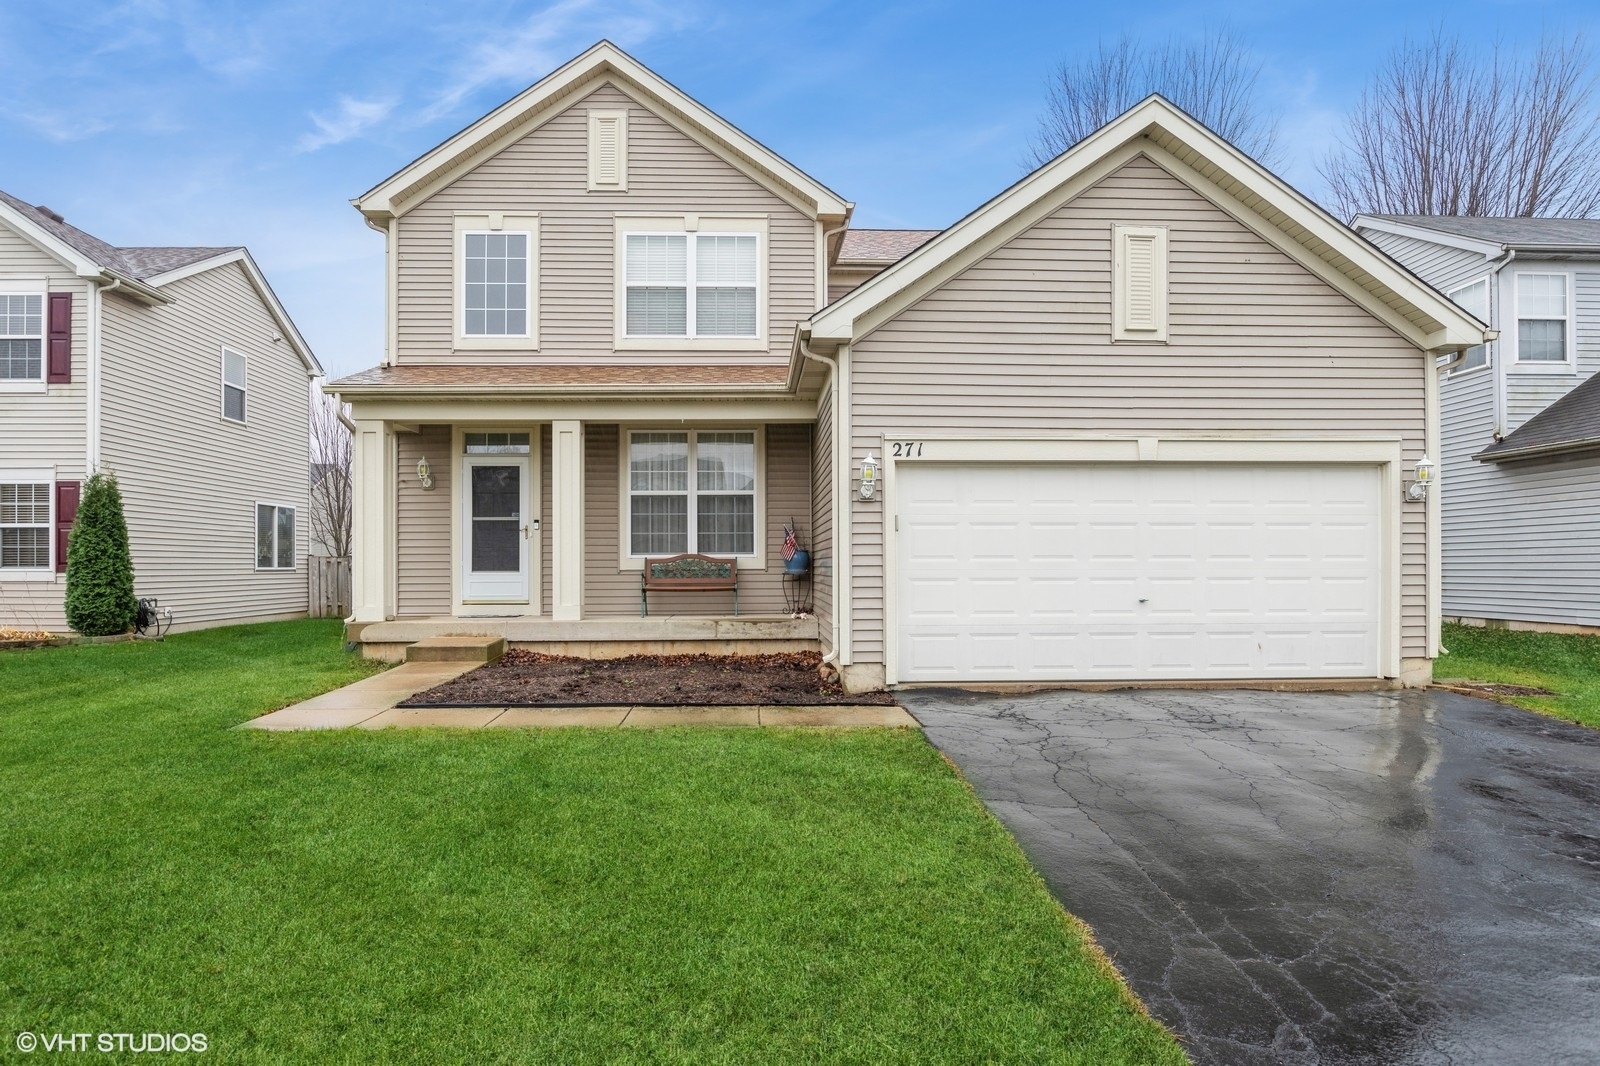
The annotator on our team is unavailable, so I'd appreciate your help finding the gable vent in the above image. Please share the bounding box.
[1112,224,1168,342]
[588,109,628,192]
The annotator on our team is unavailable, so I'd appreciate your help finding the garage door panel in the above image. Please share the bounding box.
[895,463,1383,682]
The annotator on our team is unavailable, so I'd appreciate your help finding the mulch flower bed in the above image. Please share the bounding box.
[400,650,899,708]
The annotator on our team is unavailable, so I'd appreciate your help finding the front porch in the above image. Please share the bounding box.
[348,613,820,662]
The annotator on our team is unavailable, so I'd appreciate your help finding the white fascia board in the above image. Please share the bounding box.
[1351,215,1506,258]
[146,249,323,377]
[355,41,849,222]
[811,95,1489,353]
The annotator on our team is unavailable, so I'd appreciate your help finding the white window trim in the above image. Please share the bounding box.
[453,213,539,351]
[1111,223,1169,343]
[613,215,768,351]
[220,345,247,424]
[587,109,629,192]
[617,426,767,571]
[0,468,55,581]
[1445,275,1492,379]
[0,278,48,394]
[1511,270,1576,373]
[254,501,298,571]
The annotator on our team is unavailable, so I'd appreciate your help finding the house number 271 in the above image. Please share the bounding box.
[890,442,925,458]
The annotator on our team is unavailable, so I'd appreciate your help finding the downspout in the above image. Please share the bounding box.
[798,332,842,669]
[1489,248,1515,440]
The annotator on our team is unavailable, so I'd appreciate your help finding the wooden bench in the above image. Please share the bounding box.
[640,553,738,617]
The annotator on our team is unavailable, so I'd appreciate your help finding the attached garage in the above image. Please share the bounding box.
[892,456,1391,683]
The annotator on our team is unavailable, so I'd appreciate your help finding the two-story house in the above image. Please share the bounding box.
[0,191,322,633]
[1355,216,1600,633]
[333,41,1487,690]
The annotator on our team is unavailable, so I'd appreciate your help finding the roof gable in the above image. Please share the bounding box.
[355,41,850,222]
[143,250,323,377]
[809,96,1489,354]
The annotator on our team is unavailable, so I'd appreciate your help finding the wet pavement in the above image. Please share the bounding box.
[901,688,1600,1065]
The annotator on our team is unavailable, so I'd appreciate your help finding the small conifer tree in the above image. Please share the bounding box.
[64,472,138,636]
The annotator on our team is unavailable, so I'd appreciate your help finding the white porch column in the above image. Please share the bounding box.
[551,419,585,621]
[350,418,397,623]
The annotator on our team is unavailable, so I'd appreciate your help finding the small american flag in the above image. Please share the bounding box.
[781,522,798,562]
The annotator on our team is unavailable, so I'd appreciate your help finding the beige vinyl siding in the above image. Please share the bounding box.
[847,155,1431,664]
[1361,230,1491,294]
[811,381,834,648]
[583,422,812,617]
[396,82,816,365]
[0,222,89,630]
[396,425,452,616]
[97,263,310,628]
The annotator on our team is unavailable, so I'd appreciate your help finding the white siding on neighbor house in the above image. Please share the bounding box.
[395,82,817,366]
[0,220,90,631]
[1361,229,1492,294]
[847,155,1432,666]
[1500,266,1600,432]
[97,263,311,629]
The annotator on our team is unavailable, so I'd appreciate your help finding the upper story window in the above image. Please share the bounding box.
[0,292,43,381]
[1515,273,1570,364]
[1447,278,1490,374]
[221,347,247,423]
[615,218,766,349]
[454,214,539,350]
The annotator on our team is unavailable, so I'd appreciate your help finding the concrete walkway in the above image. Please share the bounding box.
[243,663,916,730]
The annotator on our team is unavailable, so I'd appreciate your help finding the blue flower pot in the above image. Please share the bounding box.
[785,550,811,574]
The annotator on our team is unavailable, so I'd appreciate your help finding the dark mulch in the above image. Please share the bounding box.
[400,650,898,707]
[1436,680,1559,697]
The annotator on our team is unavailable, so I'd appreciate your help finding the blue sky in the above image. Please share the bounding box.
[2,0,1596,378]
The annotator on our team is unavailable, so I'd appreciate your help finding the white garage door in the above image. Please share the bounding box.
[895,463,1383,682]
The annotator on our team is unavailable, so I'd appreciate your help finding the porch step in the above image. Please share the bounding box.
[404,635,507,664]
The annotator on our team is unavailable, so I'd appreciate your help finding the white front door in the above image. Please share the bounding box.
[461,456,530,604]
[895,462,1384,682]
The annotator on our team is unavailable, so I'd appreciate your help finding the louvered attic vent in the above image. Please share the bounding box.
[1112,224,1168,342]
[588,109,628,191]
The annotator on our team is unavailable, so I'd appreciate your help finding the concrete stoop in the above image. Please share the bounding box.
[403,635,507,664]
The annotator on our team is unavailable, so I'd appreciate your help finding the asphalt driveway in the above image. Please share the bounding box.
[901,688,1600,1065]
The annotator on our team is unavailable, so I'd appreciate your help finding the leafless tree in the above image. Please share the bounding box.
[1322,30,1600,219]
[309,391,353,558]
[1030,28,1280,167]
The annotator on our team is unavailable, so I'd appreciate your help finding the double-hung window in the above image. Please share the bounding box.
[256,503,296,570]
[0,481,51,571]
[620,225,761,342]
[1516,273,1570,364]
[1446,278,1490,374]
[628,431,757,557]
[0,291,43,382]
[222,348,247,422]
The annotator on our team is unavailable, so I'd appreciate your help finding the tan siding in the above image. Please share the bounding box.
[848,155,1430,665]
[97,262,311,628]
[583,422,812,617]
[0,221,89,630]
[396,83,816,366]
[396,425,452,616]
[811,382,834,646]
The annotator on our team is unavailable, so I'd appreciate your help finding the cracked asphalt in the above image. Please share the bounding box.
[901,688,1600,1065]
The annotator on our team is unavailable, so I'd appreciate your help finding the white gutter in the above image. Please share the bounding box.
[798,332,843,669]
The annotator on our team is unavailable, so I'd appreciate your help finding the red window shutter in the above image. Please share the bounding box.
[47,291,72,383]
[55,480,79,573]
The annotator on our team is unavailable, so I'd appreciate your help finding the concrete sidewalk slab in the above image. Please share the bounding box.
[358,707,506,729]
[760,706,918,728]
[242,661,476,730]
[490,707,632,728]
[622,705,762,728]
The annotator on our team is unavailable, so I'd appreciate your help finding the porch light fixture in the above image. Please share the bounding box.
[858,453,879,500]
[1404,455,1434,502]
[416,457,434,490]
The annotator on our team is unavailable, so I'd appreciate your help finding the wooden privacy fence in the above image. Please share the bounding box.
[309,555,351,618]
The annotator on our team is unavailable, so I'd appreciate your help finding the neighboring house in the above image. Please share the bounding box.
[0,191,323,633]
[1354,216,1600,632]
[332,41,1485,688]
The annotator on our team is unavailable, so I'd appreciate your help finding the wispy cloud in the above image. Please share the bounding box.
[297,95,398,152]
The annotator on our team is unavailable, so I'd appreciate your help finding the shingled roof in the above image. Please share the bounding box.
[1368,215,1600,249]
[1476,372,1600,462]
[0,188,237,280]
[836,229,941,263]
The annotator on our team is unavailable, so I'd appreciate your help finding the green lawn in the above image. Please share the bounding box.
[0,620,1181,1064]
[1437,622,1600,729]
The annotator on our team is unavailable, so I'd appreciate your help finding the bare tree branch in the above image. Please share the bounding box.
[1030,27,1280,167]
[308,391,353,559]
[1322,30,1600,219]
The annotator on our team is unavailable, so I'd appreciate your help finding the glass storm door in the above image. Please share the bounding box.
[461,457,530,603]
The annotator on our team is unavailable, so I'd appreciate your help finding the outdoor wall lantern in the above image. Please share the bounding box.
[1404,456,1434,502]
[858,453,879,500]
[416,457,434,490]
